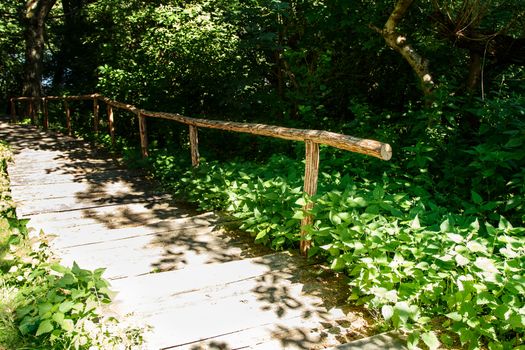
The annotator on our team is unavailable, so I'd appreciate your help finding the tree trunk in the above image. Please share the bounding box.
[22,0,57,100]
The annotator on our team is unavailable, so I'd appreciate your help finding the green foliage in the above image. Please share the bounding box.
[136,98,525,348]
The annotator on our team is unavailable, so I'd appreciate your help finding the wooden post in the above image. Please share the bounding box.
[107,104,115,148]
[64,100,72,136]
[9,99,16,123]
[43,98,49,130]
[189,125,200,167]
[28,99,35,124]
[138,111,148,158]
[93,98,99,132]
[300,140,320,256]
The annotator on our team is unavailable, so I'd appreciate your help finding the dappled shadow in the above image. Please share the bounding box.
[0,119,383,349]
[0,120,276,277]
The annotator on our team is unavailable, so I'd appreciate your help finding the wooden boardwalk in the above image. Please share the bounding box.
[0,120,404,349]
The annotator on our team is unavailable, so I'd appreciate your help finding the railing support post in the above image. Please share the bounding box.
[9,98,16,123]
[93,98,99,132]
[189,125,200,167]
[64,100,72,136]
[43,98,49,130]
[300,140,320,256]
[138,111,148,158]
[107,104,115,148]
[28,99,35,124]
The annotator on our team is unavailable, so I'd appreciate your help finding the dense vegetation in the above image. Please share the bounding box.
[0,143,143,348]
[1,0,524,349]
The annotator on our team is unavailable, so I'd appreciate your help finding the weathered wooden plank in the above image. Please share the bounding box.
[49,213,217,249]
[109,252,353,349]
[24,201,193,227]
[9,167,135,185]
[9,180,152,201]
[15,193,171,216]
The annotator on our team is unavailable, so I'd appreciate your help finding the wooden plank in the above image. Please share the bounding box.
[15,192,171,216]
[58,225,225,279]
[9,168,134,187]
[23,201,194,226]
[49,213,217,249]
[108,252,354,349]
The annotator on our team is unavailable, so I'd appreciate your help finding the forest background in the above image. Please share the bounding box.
[1,0,525,349]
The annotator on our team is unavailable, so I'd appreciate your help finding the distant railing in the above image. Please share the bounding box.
[9,94,392,255]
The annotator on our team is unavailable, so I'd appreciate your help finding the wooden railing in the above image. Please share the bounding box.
[9,94,392,255]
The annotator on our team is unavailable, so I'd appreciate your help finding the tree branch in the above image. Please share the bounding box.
[372,0,434,96]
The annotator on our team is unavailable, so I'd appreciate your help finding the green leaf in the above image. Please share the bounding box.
[60,318,74,332]
[329,211,341,225]
[37,303,53,317]
[35,320,54,337]
[406,331,420,350]
[295,197,307,206]
[446,311,462,322]
[292,210,304,220]
[421,331,440,350]
[455,254,469,267]
[255,230,267,240]
[52,312,65,324]
[59,300,74,313]
[410,215,420,229]
[471,191,483,204]
[440,219,451,233]
[474,257,498,273]
[330,257,346,271]
[381,305,394,321]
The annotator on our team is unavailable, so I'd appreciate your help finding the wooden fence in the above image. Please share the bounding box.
[9,94,392,255]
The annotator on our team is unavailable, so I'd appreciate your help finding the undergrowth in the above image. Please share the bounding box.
[0,141,144,349]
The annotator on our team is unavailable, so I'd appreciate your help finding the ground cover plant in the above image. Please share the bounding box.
[0,141,144,349]
[116,94,523,350]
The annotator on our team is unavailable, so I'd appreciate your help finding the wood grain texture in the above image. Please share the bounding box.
[300,140,320,255]
[138,111,148,158]
[189,125,200,167]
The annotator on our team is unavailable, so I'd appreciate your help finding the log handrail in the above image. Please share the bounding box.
[9,93,392,255]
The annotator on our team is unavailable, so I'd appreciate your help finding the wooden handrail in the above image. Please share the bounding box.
[9,93,393,255]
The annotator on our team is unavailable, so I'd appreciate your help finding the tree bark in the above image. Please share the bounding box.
[22,0,57,99]
[371,0,434,96]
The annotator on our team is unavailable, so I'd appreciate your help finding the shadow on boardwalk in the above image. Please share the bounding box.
[1,119,378,349]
